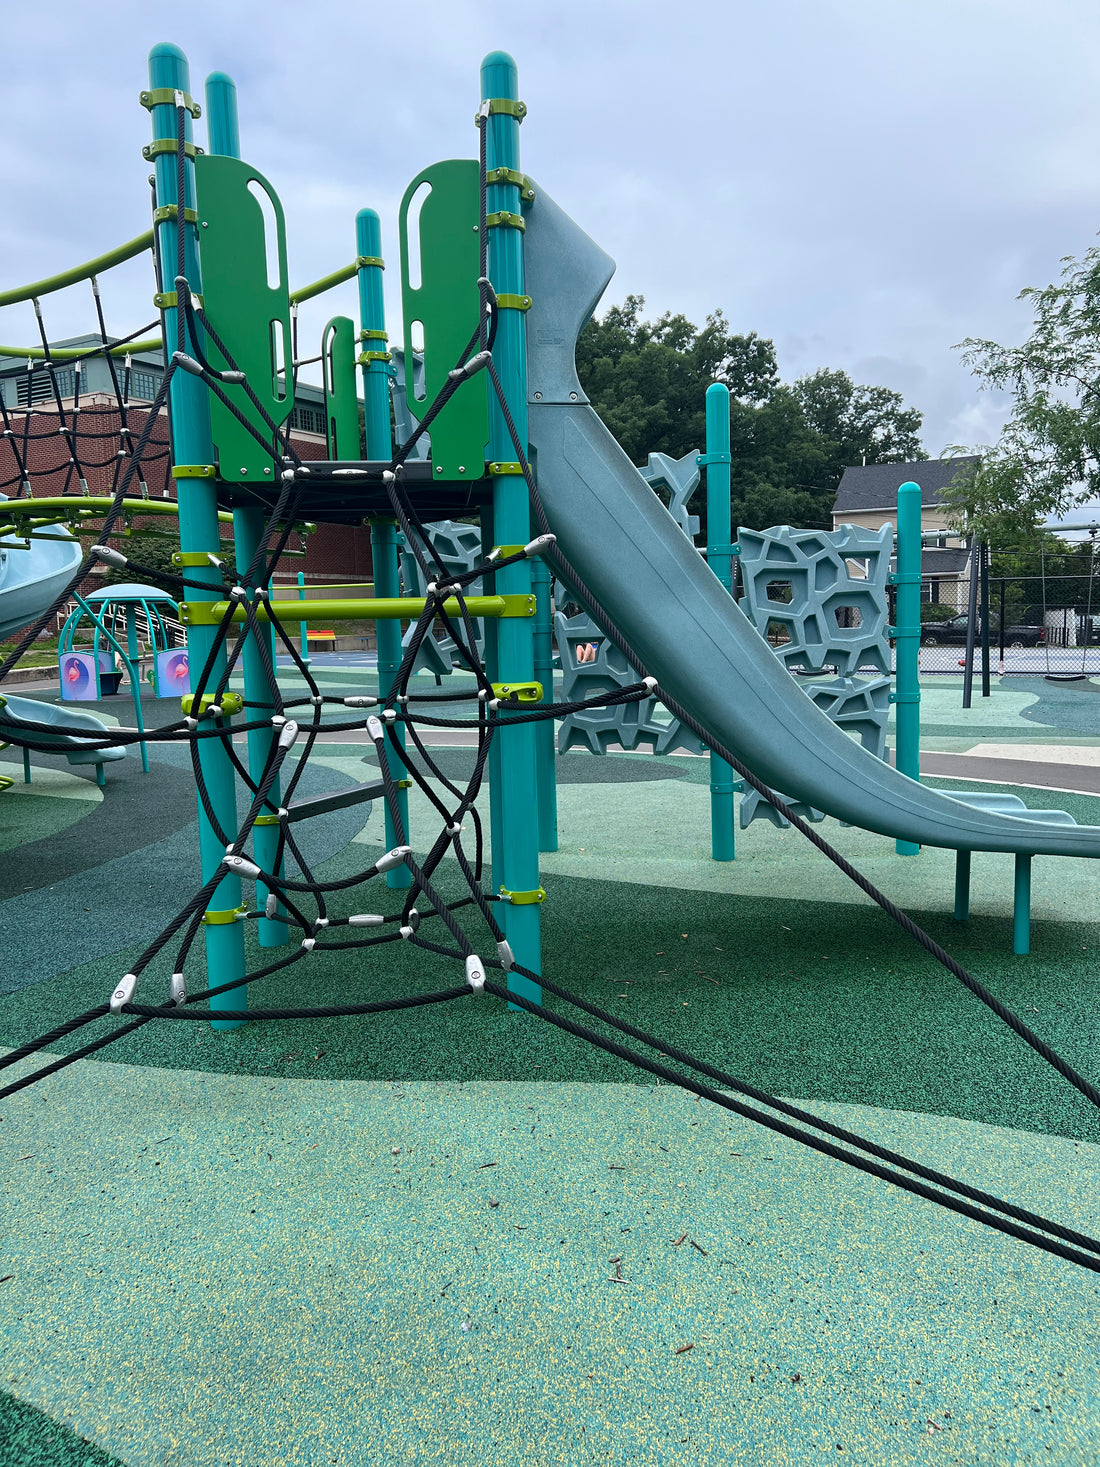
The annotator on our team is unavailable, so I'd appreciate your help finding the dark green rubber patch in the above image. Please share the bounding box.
[0,1391,122,1467]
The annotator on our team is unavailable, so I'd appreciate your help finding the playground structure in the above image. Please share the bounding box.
[1,41,1100,1295]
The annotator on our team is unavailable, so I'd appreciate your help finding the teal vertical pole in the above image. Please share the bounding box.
[894,480,922,857]
[1013,854,1032,955]
[483,51,541,1006]
[206,69,286,949]
[124,604,149,772]
[356,208,411,889]
[953,850,971,921]
[297,571,310,665]
[531,554,557,851]
[703,383,735,860]
[148,44,246,1026]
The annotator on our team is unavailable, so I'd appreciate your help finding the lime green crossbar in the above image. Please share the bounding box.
[179,594,536,627]
[0,231,155,308]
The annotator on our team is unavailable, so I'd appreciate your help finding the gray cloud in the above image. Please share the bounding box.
[3,0,1099,461]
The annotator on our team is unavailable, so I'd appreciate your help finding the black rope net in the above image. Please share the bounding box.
[2,105,1100,1276]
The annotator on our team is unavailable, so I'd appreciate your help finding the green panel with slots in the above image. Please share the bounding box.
[322,316,360,459]
[399,159,489,478]
[194,153,293,482]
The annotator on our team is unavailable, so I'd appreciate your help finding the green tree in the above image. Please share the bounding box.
[576,297,927,533]
[949,247,1100,539]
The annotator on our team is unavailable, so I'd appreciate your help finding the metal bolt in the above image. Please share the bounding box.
[533,391,543,401]
[458,466,466,474]
[569,392,578,401]
[240,468,247,475]
[435,466,443,474]
[201,221,209,229]
[263,467,271,476]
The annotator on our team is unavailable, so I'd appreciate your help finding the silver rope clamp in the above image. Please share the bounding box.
[376,845,411,874]
[643,676,658,691]
[348,913,385,926]
[224,853,262,881]
[264,893,279,919]
[170,972,186,1006]
[301,937,316,951]
[524,534,555,557]
[343,695,380,708]
[448,351,491,382]
[110,972,138,1013]
[399,909,420,939]
[366,714,385,742]
[91,544,128,568]
[277,720,300,749]
[496,940,515,972]
[465,954,487,993]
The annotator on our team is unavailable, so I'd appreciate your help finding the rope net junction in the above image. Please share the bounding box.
[3,106,1100,1277]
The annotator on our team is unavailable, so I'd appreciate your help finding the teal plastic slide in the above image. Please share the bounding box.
[0,516,125,777]
[524,189,1100,859]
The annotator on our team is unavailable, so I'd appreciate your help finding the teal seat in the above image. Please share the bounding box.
[0,693,126,787]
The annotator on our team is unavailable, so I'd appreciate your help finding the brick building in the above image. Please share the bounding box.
[0,337,376,589]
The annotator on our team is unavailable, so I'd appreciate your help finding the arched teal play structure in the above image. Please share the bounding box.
[58,583,181,773]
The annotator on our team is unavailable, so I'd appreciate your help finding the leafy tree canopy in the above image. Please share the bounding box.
[575,296,926,531]
[946,248,1100,541]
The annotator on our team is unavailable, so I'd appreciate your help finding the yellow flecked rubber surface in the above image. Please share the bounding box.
[2,1061,1099,1465]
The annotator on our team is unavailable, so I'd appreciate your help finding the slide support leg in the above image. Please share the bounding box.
[1013,854,1032,955]
[953,850,971,922]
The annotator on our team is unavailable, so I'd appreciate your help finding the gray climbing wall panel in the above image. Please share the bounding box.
[736,523,893,828]
[399,520,486,676]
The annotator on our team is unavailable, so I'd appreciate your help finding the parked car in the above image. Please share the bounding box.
[920,615,1044,648]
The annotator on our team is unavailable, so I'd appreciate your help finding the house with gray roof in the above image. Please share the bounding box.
[833,457,979,609]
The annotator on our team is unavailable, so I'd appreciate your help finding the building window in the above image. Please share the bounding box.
[16,366,74,405]
[289,404,326,435]
[129,369,161,401]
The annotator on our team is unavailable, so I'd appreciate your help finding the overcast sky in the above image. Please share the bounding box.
[4,0,1100,472]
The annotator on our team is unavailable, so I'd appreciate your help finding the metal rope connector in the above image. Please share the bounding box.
[229,585,247,600]
[224,853,262,881]
[348,913,385,926]
[448,351,491,383]
[170,972,186,1006]
[343,695,380,708]
[496,940,515,972]
[366,714,385,742]
[91,544,128,569]
[399,909,420,939]
[110,972,138,1014]
[643,676,658,691]
[301,937,316,951]
[172,351,205,378]
[465,954,487,993]
[264,893,279,919]
[277,720,300,750]
[375,846,411,874]
[524,534,555,557]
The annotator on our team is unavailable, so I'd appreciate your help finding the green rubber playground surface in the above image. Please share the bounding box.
[3,675,1100,1465]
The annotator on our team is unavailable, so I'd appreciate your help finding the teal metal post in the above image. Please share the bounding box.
[703,383,736,860]
[297,571,310,665]
[205,70,286,950]
[123,604,150,772]
[953,850,971,921]
[148,44,246,1026]
[532,553,558,851]
[483,51,541,1005]
[356,208,411,889]
[894,480,922,856]
[1013,854,1032,955]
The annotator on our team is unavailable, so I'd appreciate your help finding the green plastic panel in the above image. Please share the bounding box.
[399,159,489,478]
[322,316,360,459]
[194,154,293,482]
